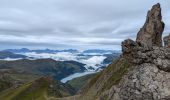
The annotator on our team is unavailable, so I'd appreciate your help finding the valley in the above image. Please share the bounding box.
[0,1,169,100]
[0,49,120,99]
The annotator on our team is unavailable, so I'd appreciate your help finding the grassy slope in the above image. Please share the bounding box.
[79,57,131,100]
[0,59,86,80]
[0,71,40,93]
[0,76,76,100]
[66,74,95,91]
[0,78,48,100]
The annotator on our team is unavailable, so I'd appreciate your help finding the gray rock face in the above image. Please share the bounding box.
[108,63,170,100]
[163,34,170,47]
[121,39,136,54]
[104,45,170,100]
[99,3,170,100]
[136,3,164,47]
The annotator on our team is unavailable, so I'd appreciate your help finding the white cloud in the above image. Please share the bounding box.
[23,52,77,61]
[0,0,169,50]
[23,52,107,70]
[80,56,106,70]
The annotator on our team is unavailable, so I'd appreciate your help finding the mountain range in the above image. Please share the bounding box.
[1,3,168,100]
[0,51,27,59]
[0,59,86,80]
[3,48,120,54]
[0,70,76,99]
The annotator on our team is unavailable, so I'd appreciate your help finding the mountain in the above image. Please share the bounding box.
[83,49,114,54]
[1,3,169,100]
[0,51,27,59]
[4,48,79,53]
[103,53,121,64]
[0,70,76,100]
[0,59,86,80]
[66,73,96,91]
[3,48,31,53]
[0,69,41,92]
[55,3,170,100]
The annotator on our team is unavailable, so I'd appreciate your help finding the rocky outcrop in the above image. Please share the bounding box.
[107,63,170,100]
[100,3,170,100]
[136,3,164,47]
[121,39,136,54]
[80,3,170,100]
[163,34,170,47]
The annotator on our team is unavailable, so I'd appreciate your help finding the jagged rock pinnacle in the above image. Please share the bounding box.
[136,3,165,47]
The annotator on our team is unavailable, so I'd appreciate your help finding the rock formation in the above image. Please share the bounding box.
[121,39,136,54]
[105,3,170,100]
[136,3,164,47]
[163,34,170,47]
[81,3,170,100]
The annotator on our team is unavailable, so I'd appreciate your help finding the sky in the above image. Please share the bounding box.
[0,0,170,50]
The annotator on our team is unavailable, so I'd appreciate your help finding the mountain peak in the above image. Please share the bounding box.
[136,3,164,47]
[81,3,170,100]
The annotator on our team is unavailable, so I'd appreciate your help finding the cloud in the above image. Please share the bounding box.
[24,52,77,61]
[80,56,106,70]
[0,0,169,50]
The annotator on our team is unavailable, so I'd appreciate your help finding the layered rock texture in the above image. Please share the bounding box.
[80,3,170,100]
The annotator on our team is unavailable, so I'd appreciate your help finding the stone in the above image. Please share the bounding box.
[82,3,170,100]
[136,3,164,47]
[163,34,170,47]
[121,39,136,54]
[100,3,170,100]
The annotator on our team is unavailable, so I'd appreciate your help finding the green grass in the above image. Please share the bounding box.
[0,83,32,100]
[103,59,130,90]
[13,80,49,100]
[0,76,76,100]
[67,74,95,91]
[0,80,12,92]
[80,57,131,100]
[0,78,49,100]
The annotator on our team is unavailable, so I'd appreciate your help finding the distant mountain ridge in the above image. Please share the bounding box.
[83,49,120,54]
[3,48,79,53]
[0,51,27,59]
[3,48,121,54]
[0,58,86,80]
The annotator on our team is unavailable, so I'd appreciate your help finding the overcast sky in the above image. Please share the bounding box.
[0,0,169,50]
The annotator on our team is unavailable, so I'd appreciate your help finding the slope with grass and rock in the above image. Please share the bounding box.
[66,3,170,100]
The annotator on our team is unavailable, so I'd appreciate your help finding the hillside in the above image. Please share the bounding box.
[66,73,96,91]
[0,51,27,59]
[1,3,170,100]
[103,53,121,64]
[60,3,170,100]
[0,59,86,80]
[0,76,76,100]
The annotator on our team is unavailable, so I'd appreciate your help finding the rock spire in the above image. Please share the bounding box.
[136,3,164,47]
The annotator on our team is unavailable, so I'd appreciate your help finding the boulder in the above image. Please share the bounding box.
[121,39,136,54]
